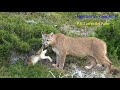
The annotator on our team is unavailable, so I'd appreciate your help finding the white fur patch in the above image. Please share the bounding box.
[40,49,52,62]
[31,49,52,65]
[31,56,40,65]
[40,49,47,59]
[84,65,92,69]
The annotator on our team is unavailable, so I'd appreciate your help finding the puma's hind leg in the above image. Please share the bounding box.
[84,56,97,70]
[95,55,111,74]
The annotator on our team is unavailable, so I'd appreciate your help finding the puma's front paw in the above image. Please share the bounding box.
[84,66,92,70]
[58,66,64,69]
[96,64,102,67]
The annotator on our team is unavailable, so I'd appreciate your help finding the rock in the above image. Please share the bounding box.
[69,64,113,78]
[9,51,27,64]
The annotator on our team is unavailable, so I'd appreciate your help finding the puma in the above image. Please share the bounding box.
[42,32,119,74]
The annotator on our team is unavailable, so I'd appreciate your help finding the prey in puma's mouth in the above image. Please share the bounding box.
[26,45,52,65]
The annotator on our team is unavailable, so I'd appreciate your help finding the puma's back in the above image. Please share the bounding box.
[64,36,107,58]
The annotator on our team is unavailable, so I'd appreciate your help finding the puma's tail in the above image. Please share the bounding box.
[110,65,120,75]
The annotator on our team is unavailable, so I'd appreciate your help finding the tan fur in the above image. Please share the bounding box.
[42,33,119,74]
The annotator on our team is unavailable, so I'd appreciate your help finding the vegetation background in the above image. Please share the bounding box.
[0,12,120,78]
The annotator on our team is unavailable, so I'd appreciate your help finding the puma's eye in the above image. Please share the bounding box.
[47,40,49,41]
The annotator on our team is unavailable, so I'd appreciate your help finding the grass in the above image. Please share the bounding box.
[0,60,67,78]
[0,56,85,78]
[0,54,87,78]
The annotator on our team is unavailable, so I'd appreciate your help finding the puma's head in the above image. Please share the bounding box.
[41,32,55,47]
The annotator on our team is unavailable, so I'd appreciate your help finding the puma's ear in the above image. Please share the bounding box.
[50,32,54,37]
[41,32,46,37]
[41,31,45,35]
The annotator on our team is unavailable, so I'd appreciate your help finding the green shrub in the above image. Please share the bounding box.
[27,38,42,50]
[0,13,60,63]
[95,17,120,65]
[17,41,30,53]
